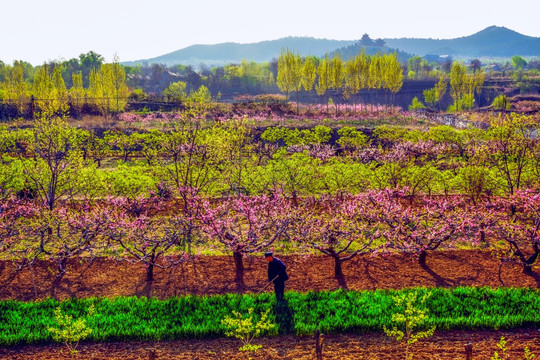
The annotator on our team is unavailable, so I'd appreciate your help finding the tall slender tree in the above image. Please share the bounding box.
[33,65,60,115]
[344,56,361,109]
[449,62,468,111]
[87,67,108,116]
[53,67,69,111]
[316,56,330,111]
[358,51,370,110]
[385,53,404,110]
[107,54,129,113]
[368,55,383,109]
[1,63,30,116]
[276,49,303,113]
[328,54,344,115]
[69,72,85,117]
[301,56,317,104]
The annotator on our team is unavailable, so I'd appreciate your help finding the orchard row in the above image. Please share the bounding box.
[0,112,538,203]
[1,188,538,282]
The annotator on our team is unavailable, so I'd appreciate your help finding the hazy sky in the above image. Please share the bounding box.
[2,0,539,65]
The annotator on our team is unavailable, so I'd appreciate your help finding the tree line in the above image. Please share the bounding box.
[276,49,403,111]
[2,49,538,120]
[0,55,129,118]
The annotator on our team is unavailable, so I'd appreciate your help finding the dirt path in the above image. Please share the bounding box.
[2,250,540,359]
[2,330,539,359]
[1,250,539,301]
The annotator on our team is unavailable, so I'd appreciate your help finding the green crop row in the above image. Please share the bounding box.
[1,287,539,346]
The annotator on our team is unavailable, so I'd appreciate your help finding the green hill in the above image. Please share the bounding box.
[123,26,540,67]
[384,26,540,57]
[125,37,355,67]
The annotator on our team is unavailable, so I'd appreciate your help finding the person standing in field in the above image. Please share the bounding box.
[265,252,288,301]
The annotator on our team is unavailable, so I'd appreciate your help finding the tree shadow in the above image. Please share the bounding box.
[48,276,77,300]
[524,270,540,288]
[273,298,294,335]
[234,270,247,292]
[0,264,24,291]
[74,257,97,279]
[420,262,452,287]
[362,258,379,288]
[136,279,154,298]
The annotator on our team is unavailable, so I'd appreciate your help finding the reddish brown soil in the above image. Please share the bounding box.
[1,250,539,359]
[1,250,538,301]
[2,330,539,360]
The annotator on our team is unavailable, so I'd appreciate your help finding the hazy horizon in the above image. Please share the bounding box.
[2,0,540,65]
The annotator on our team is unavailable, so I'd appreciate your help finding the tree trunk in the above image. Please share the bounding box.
[523,263,533,275]
[523,252,539,275]
[315,329,324,360]
[510,204,517,215]
[40,231,47,253]
[58,257,67,277]
[333,256,343,278]
[233,251,244,279]
[465,342,473,360]
[418,249,427,265]
[146,263,154,282]
[146,251,156,282]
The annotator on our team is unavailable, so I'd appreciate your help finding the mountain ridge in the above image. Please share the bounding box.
[384,26,540,57]
[126,37,355,67]
[124,26,540,67]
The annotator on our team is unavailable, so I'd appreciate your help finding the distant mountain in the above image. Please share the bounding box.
[384,26,540,58]
[124,37,355,67]
[124,26,540,67]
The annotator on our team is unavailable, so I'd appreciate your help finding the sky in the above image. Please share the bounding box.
[2,0,540,65]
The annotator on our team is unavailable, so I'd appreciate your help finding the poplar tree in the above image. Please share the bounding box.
[449,62,484,111]
[276,49,293,100]
[344,56,361,109]
[316,56,330,111]
[87,68,109,116]
[301,56,317,96]
[289,51,303,113]
[70,72,85,117]
[380,54,392,109]
[1,63,30,116]
[276,49,302,112]
[107,55,129,113]
[368,55,383,109]
[449,62,467,111]
[329,54,344,115]
[385,53,404,110]
[358,51,370,109]
[86,57,129,117]
[33,64,61,115]
[53,67,69,111]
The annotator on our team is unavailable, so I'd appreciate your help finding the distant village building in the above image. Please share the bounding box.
[358,34,375,47]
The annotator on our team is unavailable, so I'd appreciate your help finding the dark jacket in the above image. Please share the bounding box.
[268,257,288,282]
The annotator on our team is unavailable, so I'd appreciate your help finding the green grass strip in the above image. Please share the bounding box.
[0,287,539,346]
